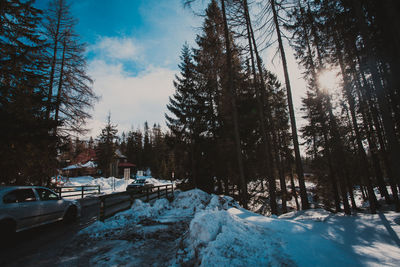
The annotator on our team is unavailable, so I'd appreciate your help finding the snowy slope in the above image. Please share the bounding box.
[72,189,400,267]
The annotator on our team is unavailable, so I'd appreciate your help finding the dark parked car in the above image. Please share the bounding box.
[126,179,153,192]
[0,186,81,236]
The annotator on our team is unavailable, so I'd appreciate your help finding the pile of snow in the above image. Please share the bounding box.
[79,189,400,266]
[177,202,400,266]
[80,189,234,239]
[80,198,171,239]
[178,208,359,266]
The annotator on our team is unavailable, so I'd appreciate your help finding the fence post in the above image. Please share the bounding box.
[158,186,160,198]
[58,187,62,198]
[165,185,168,197]
[130,192,134,206]
[81,186,84,198]
[99,198,105,221]
[98,185,100,195]
[172,184,174,197]
[146,188,149,202]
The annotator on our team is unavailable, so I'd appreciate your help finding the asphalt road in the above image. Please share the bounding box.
[0,188,173,266]
[0,197,100,267]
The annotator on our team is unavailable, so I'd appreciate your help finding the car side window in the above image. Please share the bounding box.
[3,189,36,203]
[36,188,59,201]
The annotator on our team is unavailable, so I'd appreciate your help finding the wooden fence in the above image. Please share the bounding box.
[99,184,174,221]
[55,185,101,199]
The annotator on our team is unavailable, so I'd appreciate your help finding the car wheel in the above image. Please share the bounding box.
[63,206,77,224]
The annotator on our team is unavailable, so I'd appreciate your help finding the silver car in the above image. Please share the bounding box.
[0,186,81,235]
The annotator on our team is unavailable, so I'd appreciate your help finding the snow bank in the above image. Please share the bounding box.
[79,188,400,266]
[180,207,362,267]
[186,209,295,266]
[172,189,211,211]
[174,192,400,267]
[80,198,171,239]
[80,189,230,239]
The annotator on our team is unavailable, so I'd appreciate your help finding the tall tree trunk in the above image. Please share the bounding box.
[220,0,248,208]
[323,132,341,212]
[270,0,309,210]
[243,0,277,214]
[54,34,67,130]
[277,140,288,213]
[353,60,398,211]
[334,37,387,212]
[326,97,351,215]
[353,68,387,207]
[46,0,63,120]
[289,161,300,210]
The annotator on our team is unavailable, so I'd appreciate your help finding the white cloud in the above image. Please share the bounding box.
[85,59,176,137]
[90,36,142,61]
[78,1,202,138]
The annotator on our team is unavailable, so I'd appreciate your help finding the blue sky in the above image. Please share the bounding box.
[35,0,310,139]
[36,0,203,137]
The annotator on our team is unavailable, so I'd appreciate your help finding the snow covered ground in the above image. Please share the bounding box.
[60,189,400,266]
[61,176,172,195]
[247,178,394,215]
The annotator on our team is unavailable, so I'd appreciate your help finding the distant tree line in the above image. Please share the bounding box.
[0,0,97,185]
[63,117,175,181]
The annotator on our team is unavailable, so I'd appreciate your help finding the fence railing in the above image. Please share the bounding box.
[99,184,174,221]
[55,185,101,199]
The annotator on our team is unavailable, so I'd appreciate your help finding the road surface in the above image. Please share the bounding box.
[0,197,100,267]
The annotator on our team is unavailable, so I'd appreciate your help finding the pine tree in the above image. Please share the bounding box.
[166,44,208,187]
[96,113,118,177]
[142,121,153,171]
[192,0,230,194]
[126,129,143,169]
[0,0,57,185]
[220,0,248,207]
[42,0,97,135]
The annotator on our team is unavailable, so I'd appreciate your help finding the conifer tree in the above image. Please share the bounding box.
[96,113,118,177]
[0,0,57,185]
[42,0,97,135]
[126,129,143,169]
[166,44,208,187]
[193,0,232,194]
